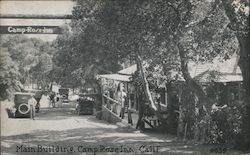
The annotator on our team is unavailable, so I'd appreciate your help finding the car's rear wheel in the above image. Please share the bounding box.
[18,103,30,115]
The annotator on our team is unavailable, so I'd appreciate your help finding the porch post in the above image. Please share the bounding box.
[128,82,133,124]
[107,91,111,110]
[120,82,125,119]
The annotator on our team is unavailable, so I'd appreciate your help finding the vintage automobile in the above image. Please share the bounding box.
[75,93,95,115]
[8,92,35,118]
[59,88,69,102]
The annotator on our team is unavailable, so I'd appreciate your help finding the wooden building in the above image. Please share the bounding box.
[97,65,139,128]
[97,55,244,136]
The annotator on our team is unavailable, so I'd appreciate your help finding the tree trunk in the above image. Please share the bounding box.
[36,80,39,89]
[237,35,250,145]
[177,44,211,142]
[178,44,211,108]
[237,35,249,101]
[136,92,145,130]
[221,0,250,148]
[135,51,157,111]
[177,104,185,139]
[49,82,53,91]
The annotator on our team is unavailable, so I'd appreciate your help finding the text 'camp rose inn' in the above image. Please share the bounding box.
[7,26,53,34]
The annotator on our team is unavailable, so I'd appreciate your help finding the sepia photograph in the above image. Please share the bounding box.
[0,0,249,155]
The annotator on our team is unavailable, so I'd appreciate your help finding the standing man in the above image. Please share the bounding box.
[28,95,37,120]
[116,83,127,119]
[34,90,43,112]
[55,93,62,108]
[56,93,63,108]
[49,91,56,108]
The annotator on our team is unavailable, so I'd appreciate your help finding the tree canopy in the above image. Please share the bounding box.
[0,35,55,100]
[51,0,249,148]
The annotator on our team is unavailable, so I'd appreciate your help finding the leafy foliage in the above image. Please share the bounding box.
[0,48,21,100]
[52,0,249,148]
[0,35,55,100]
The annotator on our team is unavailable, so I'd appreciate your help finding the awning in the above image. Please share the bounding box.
[98,74,132,82]
[118,64,137,75]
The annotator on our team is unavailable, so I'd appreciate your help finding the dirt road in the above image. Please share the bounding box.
[1,102,243,155]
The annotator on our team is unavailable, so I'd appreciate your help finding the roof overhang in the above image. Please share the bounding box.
[98,74,132,82]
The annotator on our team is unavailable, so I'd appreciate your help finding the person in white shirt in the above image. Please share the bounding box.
[28,95,37,119]
[56,93,63,108]
[116,83,127,118]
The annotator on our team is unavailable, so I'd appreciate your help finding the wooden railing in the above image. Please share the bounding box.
[103,94,120,105]
[102,94,134,125]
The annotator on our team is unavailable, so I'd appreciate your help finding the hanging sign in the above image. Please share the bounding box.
[0,26,63,34]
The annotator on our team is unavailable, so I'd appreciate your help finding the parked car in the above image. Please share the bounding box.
[76,94,95,115]
[80,87,95,94]
[7,92,35,118]
[59,88,69,102]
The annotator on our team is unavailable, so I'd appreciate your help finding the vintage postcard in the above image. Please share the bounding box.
[0,0,249,155]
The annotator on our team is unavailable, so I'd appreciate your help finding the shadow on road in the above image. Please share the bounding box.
[2,126,203,155]
[1,108,244,155]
